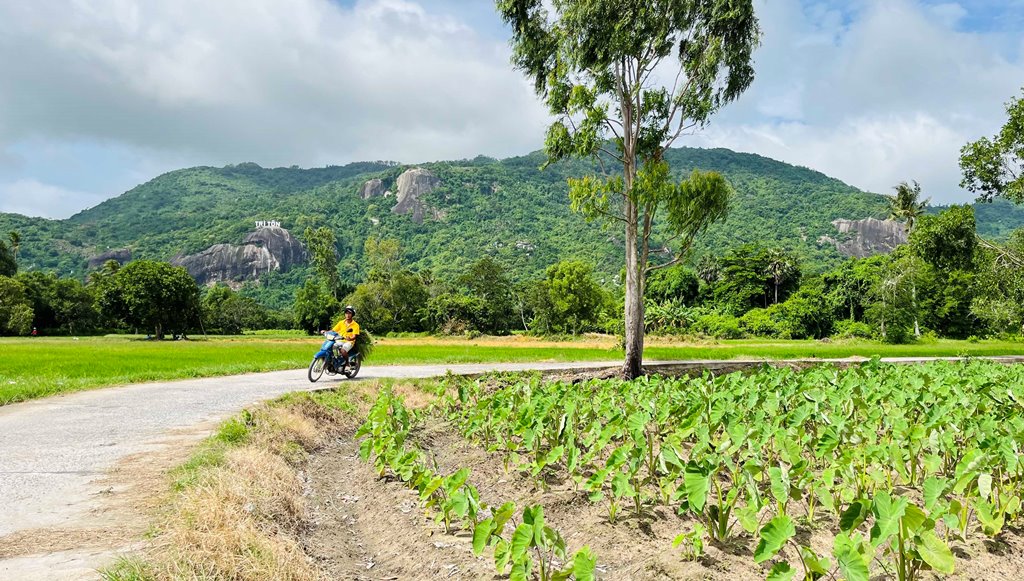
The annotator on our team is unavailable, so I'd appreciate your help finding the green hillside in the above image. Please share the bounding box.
[2,147,1022,309]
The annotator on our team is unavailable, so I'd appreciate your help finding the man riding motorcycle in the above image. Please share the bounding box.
[328,305,360,362]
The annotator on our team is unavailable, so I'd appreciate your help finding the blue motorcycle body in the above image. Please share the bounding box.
[308,331,361,382]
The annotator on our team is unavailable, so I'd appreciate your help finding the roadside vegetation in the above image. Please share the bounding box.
[101,386,364,581]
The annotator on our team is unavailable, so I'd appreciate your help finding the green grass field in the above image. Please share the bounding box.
[0,334,1021,406]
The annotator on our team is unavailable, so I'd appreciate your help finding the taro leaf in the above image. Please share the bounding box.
[510,559,530,581]
[870,491,907,548]
[766,561,796,581]
[659,445,683,471]
[735,503,761,534]
[511,523,534,562]
[612,471,634,499]
[769,466,790,507]
[901,503,930,533]
[494,538,511,572]
[800,546,831,576]
[446,467,471,492]
[358,438,373,461]
[627,410,649,442]
[978,472,993,501]
[833,534,870,581]
[917,530,955,574]
[573,546,597,581]
[975,500,1005,536]
[493,501,516,536]
[923,477,947,513]
[472,517,495,556]
[566,444,580,474]
[754,515,796,564]
[839,499,871,532]
[420,476,443,500]
[684,461,710,513]
[450,490,469,518]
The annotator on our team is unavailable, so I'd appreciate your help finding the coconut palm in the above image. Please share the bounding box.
[765,248,798,305]
[886,181,930,234]
[886,183,929,336]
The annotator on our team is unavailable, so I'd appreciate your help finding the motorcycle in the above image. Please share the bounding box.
[307,330,361,382]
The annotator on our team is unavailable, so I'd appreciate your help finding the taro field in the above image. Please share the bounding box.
[352,360,1024,580]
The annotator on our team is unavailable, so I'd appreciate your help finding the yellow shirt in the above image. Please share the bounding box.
[332,319,360,341]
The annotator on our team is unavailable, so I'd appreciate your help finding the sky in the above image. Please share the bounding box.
[0,0,1021,219]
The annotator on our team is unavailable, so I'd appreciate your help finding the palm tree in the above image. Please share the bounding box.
[8,231,19,265]
[886,182,929,336]
[764,248,798,305]
[886,181,929,234]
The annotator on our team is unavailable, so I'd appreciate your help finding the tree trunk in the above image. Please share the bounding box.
[912,282,920,338]
[623,200,644,380]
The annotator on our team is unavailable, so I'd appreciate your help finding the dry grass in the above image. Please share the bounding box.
[103,388,372,581]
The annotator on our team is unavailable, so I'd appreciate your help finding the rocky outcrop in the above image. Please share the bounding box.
[391,168,440,224]
[87,249,132,270]
[359,178,385,200]
[818,218,907,258]
[173,226,307,285]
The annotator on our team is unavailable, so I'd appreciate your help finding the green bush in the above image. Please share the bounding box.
[832,319,874,339]
[739,307,791,339]
[693,311,744,339]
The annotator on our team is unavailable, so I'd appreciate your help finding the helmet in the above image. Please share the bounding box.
[344,305,356,315]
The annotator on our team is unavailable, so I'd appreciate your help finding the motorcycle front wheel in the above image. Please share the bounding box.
[308,357,326,383]
[343,356,361,379]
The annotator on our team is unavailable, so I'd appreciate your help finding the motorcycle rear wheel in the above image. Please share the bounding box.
[308,357,326,383]
[343,356,361,379]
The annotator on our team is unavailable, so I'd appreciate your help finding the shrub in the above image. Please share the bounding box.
[693,311,744,339]
[832,319,874,339]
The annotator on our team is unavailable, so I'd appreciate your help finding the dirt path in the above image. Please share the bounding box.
[1,356,1021,580]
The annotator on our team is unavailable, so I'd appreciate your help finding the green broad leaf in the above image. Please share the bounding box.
[583,468,609,492]
[769,466,790,506]
[445,467,471,493]
[766,561,796,581]
[510,559,530,581]
[472,517,494,556]
[833,534,870,581]
[450,491,469,518]
[839,499,871,532]
[735,503,761,534]
[357,438,373,461]
[543,445,564,468]
[684,462,710,513]
[611,470,634,498]
[511,523,534,562]
[494,538,511,572]
[493,501,516,536]
[975,500,1005,536]
[754,515,796,564]
[870,491,907,548]
[923,477,947,513]
[901,503,929,533]
[978,472,993,500]
[420,476,443,500]
[917,530,955,574]
[799,546,831,575]
[566,444,580,473]
[626,410,649,442]
[572,546,597,581]
[659,445,683,471]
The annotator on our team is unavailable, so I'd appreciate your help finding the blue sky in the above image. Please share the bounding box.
[0,0,1022,218]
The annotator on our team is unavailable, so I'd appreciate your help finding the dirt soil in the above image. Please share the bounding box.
[302,416,1024,580]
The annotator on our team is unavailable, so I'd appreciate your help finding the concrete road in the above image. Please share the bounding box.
[1,356,1021,579]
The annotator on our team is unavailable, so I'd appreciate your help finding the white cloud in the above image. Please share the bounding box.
[697,0,1024,202]
[0,179,108,219]
[0,0,548,168]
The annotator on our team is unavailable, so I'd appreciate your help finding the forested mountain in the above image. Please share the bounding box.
[2,147,1021,309]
